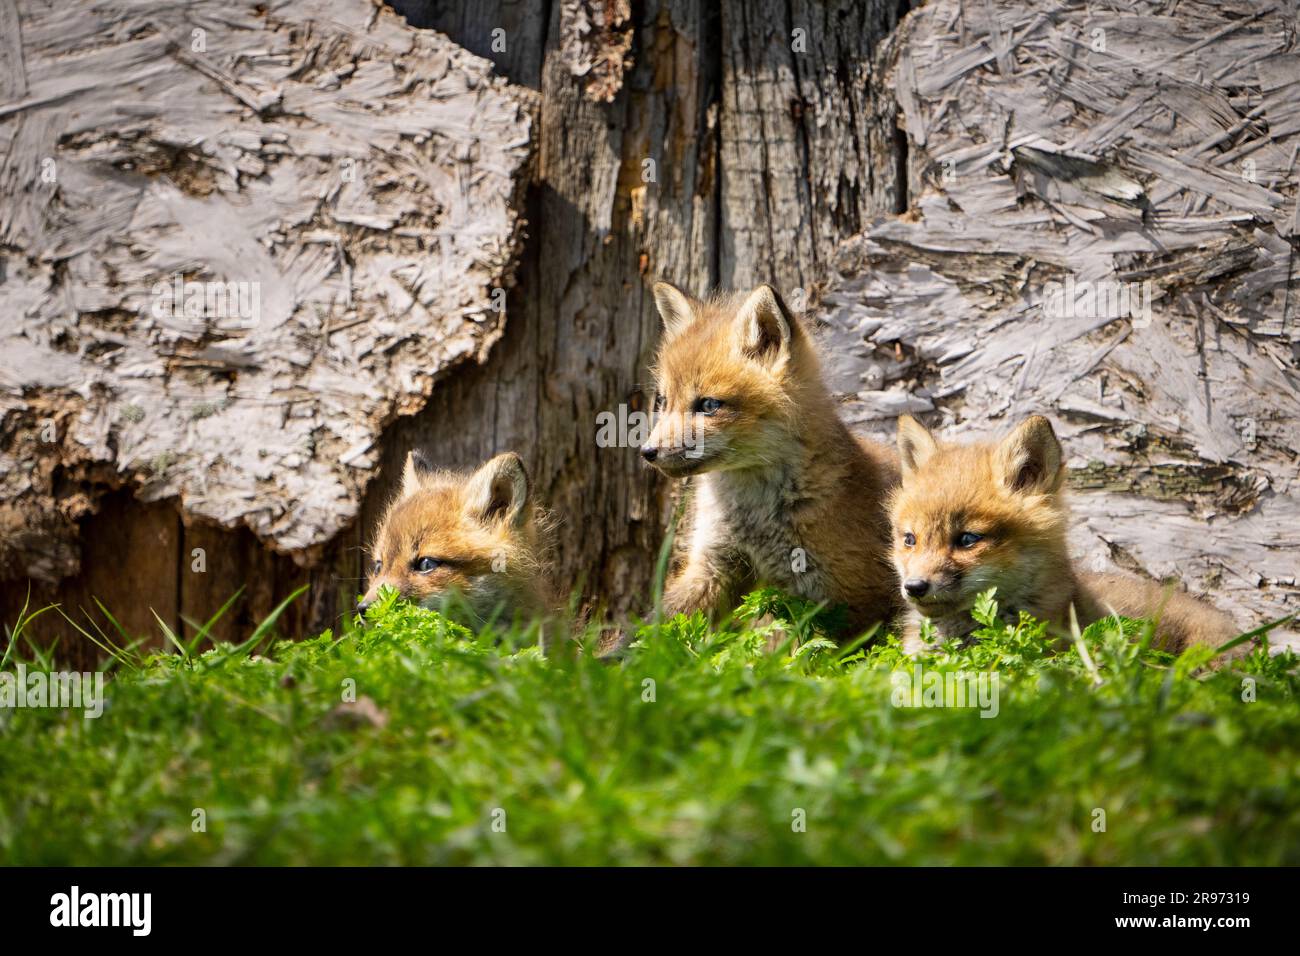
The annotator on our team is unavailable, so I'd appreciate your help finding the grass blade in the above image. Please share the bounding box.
[1068,602,1103,686]
[184,586,246,657]
[1,587,59,669]
[208,584,309,669]
[55,606,141,673]
[152,608,188,660]
[1211,613,1296,660]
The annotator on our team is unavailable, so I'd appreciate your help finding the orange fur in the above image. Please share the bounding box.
[890,415,1242,658]
[643,281,901,639]
[360,452,554,633]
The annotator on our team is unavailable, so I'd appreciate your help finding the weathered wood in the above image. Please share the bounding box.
[817,0,1300,634]
[718,0,909,290]
[2,491,181,670]
[13,0,1289,659]
[0,491,327,667]
[6,0,914,649]
[364,0,911,621]
[0,0,534,588]
[559,0,634,102]
[177,518,307,648]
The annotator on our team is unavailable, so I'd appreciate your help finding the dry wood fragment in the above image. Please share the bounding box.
[0,0,534,583]
[818,0,1299,633]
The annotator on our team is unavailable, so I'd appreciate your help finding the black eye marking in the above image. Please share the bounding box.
[413,556,440,574]
[370,559,382,576]
[653,393,666,413]
[693,397,724,415]
[956,531,984,549]
[902,532,916,548]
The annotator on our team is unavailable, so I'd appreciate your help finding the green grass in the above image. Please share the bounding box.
[1,585,1298,865]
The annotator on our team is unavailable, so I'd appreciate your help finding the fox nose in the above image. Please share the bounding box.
[356,598,372,613]
[903,578,930,598]
[640,446,658,462]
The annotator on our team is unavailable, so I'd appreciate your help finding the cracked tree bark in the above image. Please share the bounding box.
[0,0,535,658]
[818,0,1299,636]
[10,0,1290,663]
[3,0,911,661]
[364,0,909,624]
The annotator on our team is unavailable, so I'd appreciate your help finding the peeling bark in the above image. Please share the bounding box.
[17,1,1285,660]
[0,0,534,583]
[365,0,909,623]
[818,0,1300,630]
[559,0,634,102]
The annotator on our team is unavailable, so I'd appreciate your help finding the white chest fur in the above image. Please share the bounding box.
[694,471,827,600]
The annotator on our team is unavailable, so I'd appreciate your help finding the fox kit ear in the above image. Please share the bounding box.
[401,450,433,497]
[653,281,695,339]
[465,452,530,527]
[995,416,1064,494]
[735,284,794,365]
[896,416,939,478]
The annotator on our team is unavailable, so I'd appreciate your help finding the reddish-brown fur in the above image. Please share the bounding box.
[360,452,553,633]
[642,281,901,640]
[890,415,1243,658]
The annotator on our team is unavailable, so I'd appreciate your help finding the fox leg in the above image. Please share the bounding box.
[588,552,744,662]
[900,613,944,656]
[662,549,746,620]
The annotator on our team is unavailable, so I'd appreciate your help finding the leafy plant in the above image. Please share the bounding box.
[1,589,1297,865]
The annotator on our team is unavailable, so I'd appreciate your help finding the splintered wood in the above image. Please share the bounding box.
[559,0,634,103]
[0,0,533,582]
[819,0,1299,629]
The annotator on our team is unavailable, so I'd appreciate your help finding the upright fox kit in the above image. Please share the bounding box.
[360,451,552,629]
[890,415,1242,656]
[642,281,901,638]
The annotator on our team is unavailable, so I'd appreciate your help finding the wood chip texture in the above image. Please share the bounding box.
[818,0,1299,631]
[0,0,534,582]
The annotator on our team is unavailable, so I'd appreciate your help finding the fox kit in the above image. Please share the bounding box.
[890,414,1242,657]
[360,451,553,633]
[641,281,901,639]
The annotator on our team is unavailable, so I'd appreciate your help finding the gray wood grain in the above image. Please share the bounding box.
[0,0,534,584]
[818,0,1299,637]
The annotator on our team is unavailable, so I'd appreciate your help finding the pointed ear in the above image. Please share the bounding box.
[897,415,939,478]
[464,453,530,527]
[735,284,795,365]
[401,450,433,497]
[653,281,695,339]
[994,416,1064,494]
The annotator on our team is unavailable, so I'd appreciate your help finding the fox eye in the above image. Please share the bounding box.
[956,532,984,549]
[902,532,916,548]
[413,556,440,574]
[694,397,724,415]
[370,559,381,576]
[653,393,666,412]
